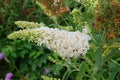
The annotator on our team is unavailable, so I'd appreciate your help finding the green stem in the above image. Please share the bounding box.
[111,59,120,67]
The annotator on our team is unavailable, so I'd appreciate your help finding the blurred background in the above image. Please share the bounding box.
[0,0,120,80]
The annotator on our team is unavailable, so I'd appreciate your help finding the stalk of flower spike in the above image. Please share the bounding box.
[8,27,91,58]
[5,73,14,80]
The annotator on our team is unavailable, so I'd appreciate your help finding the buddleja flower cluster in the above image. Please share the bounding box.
[8,21,91,58]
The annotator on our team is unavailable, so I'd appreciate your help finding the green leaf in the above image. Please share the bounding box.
[52,63,63,75]
[32,63,37,71]
[92,47,102,77]
[109,60,120,80]
[20,63,27,72]
[76,62,88,80]
[29,51,37,58]
[103,48,120,64]
[24,42,32,49]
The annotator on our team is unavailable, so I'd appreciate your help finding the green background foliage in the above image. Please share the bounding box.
[0,0,120,80]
